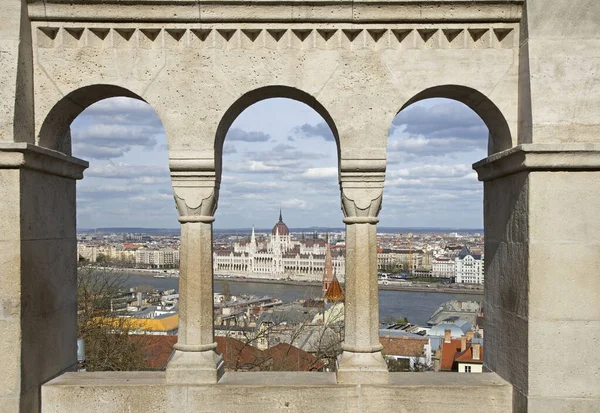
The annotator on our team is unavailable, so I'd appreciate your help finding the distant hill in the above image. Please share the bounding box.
[78,227,180,235]
[213,227,483,234]
[78,227,483,235]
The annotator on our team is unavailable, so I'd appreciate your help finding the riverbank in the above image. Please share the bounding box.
[87,266,483,295]
[222,276,483,295]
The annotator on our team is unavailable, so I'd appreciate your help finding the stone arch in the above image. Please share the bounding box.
[214,85,341,181]
[37,84,148,155]
[397,85,513,155]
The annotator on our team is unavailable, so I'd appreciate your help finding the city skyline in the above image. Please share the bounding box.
[72,97,487,229]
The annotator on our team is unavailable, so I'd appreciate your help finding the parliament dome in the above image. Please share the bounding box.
[272,210,289,236]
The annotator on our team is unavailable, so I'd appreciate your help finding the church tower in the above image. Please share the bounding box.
[322,234,334,297]
[271,208,290,253]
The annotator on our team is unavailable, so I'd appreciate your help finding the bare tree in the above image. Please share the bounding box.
[77,267,150,371]
[217,302,344,372]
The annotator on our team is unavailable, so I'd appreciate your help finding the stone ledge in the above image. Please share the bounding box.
[28,0,523,24]
[473,143,600,181]
[42,371,512,413]
[0,143,88,180]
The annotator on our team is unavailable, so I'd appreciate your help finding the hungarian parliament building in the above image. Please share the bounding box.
[213,212,346,282]
[213,212,484,285]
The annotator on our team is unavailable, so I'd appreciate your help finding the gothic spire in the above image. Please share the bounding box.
[279,208,283,222]
[322,236,334,298]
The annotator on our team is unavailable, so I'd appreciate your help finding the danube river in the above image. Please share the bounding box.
[116,274,483,326]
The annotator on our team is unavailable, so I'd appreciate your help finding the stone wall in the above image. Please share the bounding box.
[42,372,513,413]
[0,0,598,412]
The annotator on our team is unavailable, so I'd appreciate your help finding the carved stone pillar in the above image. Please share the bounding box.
[474,144,600,412]
[0,143,87,412]
[337,162,389,384]
[166,153,224,384]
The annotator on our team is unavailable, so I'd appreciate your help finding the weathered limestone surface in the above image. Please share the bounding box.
[474,145,600,412]
[518,0,600,144]
[166,153,224,383]
[41,372,513,413]
[0,0,35,143]
[0,0,598,412]
[29,2,522,161]
[0,144,87,413]
[338,184,388,383]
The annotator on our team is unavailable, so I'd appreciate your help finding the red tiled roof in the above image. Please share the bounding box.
[454,346,484,364]
[216,336,270,371]
[380,336,427,358]
[263,343,324,372]
[440,339,463,371]
[139,335,177,370]
[440,339,484,371]
[136,335,323,372]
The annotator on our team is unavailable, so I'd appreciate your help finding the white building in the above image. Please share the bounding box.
[136,248,180,267]
[377,249,426,272]
[77,244,137,263]
[431,257,456,278]
[213,212,345,282]
[455,246,484,285]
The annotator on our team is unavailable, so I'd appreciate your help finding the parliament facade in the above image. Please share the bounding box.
[213,212,345,281]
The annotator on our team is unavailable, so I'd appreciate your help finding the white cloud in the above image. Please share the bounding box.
[74,97,488,229]
[281,199,308,209]
[86,162,168,179]
[301,167,338,179]
[291,122,335,141]
[226,128,271,142]
[224,160,280,173]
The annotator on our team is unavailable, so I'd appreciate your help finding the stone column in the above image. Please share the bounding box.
[166,153,224,383]
[474,144,600,412]
[337,163,388,384]
[0,143,87,412]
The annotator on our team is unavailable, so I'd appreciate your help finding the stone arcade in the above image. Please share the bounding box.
[0,0,598,412]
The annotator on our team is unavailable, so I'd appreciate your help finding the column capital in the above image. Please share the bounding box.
[474,143,600,182]
[170,153,219,219]
[339,158,385,219]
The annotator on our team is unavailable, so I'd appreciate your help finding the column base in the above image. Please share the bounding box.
[336,351,389,384]
[166,350,224,384]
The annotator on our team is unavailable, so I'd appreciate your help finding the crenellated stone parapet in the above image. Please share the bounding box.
[32,24,519,51]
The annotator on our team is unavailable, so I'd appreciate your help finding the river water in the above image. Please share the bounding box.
[115,274,483,326]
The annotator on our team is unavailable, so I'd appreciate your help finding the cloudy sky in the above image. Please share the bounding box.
[72,97,487,230]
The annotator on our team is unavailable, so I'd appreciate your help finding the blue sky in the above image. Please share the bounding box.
[72,97,487,229]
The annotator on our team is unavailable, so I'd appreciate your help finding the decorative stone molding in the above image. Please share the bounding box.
[33,25,518,50]
[339,159,386,219]
[169,152,219,220]
[0,142,88,179]
[28,0,523,24]
[473,143,600,181]
[341,190,383,220]
[173,342,218,352]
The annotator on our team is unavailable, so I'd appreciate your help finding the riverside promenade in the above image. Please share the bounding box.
[87,266,483,295]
